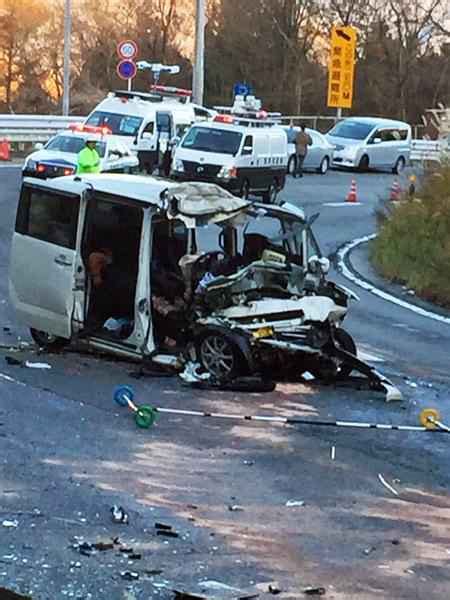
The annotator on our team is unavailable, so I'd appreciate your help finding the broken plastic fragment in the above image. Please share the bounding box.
[179,361,211,383]
[285,500,305,508]
[2,520,18,528]
[303,587,326,596]
[228,505,244,512]
[121,571,139,581]
[25,361,51,369]
[383,383,403,402]
[111,505,129,524]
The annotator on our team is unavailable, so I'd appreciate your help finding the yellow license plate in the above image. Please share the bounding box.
[253,326,274,339]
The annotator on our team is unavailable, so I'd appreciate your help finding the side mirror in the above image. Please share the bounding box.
[34,142,44,150]
[242,145,253,156]
[170,136,181,147]
[372,137,382,144]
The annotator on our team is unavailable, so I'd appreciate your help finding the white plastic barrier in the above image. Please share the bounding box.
[410,139,448,163]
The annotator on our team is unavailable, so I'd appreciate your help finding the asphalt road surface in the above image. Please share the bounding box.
[1,165,450,600]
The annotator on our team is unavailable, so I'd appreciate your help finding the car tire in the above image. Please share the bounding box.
[240,180,250,201]
[358,155,369,172]
[30,328,68,351]
[392,156,406,175]
[287,155,296,175]
[198,332,247,382]
[262,180,278,204]
[317,156,329,175]
[333,328,357,378]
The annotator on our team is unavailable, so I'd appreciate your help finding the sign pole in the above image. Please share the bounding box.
[128,78,132,92]
[62,0,72,116]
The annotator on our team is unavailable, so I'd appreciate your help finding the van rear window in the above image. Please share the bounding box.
[86,111,143,137]
[15,187,80,249]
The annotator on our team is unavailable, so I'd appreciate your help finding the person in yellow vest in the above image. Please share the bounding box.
[76,137,101,174]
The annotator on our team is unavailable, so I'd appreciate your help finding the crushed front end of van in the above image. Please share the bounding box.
[159,184,402,401]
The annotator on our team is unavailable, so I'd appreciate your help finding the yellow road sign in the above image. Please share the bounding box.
[327,26,357,109]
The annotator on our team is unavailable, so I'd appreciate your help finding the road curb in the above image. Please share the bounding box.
[337,234,450,326]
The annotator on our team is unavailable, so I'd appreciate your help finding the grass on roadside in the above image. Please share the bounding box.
[371,164,450,308]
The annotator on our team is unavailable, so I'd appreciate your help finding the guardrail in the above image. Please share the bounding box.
[410,139,448,163]
[0,115,85,143]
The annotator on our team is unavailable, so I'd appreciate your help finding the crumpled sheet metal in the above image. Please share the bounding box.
[166,182,250,220]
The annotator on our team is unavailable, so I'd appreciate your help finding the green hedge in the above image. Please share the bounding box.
[372,166,450,308]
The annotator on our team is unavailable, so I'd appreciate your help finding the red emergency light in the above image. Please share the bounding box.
[213,114,234,124]
[150,84,192,97]
[68,123,112,136]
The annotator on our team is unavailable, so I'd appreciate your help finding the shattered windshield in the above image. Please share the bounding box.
[194,207,305,265]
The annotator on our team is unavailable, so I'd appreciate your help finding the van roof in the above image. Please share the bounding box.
[344,116,410,128]
[191,121,285,135]
[91,95,197,119]
[24,174,177,207]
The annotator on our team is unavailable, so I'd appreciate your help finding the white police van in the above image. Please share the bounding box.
[84,86,214,173]
[170,96,287,203]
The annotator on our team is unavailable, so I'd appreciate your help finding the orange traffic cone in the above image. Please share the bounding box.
[390,179,401,201]
[0,139,10,161]
[346,179,358,203]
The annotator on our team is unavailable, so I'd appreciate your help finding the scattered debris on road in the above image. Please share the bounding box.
[155,522,180,538]
[285,500,305,507]
[120,570,140,581]
[111,505,129,524]
[24,361,51,369]
[267,582,283,594]
[2,519,18,528]
[228,505,244,512]
[302,587,326,596]
[173,579,259,599]
[330,446,336,461]
[378,473,399,497]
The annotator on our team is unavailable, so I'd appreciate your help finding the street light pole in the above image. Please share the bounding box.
[192,0,205,105]
[62,0,72,116]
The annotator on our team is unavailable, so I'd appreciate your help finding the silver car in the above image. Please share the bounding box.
[283,126,334,175]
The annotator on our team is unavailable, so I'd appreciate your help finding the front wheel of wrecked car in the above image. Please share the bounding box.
[333,328,357,378]
[30,328,68,351]
[198,333,247,382]
[310,327,357,381]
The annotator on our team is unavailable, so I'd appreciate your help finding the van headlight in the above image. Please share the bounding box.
[173,159,184,172]
[217,166,237,179]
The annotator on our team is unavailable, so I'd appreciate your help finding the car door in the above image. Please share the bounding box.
[303,130,321,169]
[156,111,174,154]
[367,128,391,168]
[9,183,84,339]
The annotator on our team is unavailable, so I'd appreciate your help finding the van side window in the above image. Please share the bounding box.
[15,187,80,249]
[242,135,253,155]
[142,122,154,136]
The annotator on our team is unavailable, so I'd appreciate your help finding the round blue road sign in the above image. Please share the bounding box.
[117,59,137,80]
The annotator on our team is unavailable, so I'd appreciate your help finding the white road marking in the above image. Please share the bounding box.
[338,234,450,325]
[323,202,362,207]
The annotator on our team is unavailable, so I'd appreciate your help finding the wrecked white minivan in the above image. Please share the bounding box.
[9,176,399,398]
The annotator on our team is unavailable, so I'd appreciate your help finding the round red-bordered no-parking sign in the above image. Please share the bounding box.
[117,59,137,80]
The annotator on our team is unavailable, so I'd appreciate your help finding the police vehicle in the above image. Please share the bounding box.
[84,86,215,173]
[22,125,139,179]
[170,95,287,203]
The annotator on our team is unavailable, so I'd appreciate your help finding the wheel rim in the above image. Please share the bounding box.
[200,335,235,379]
[396,158,405,172]
[321,158,329,174]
